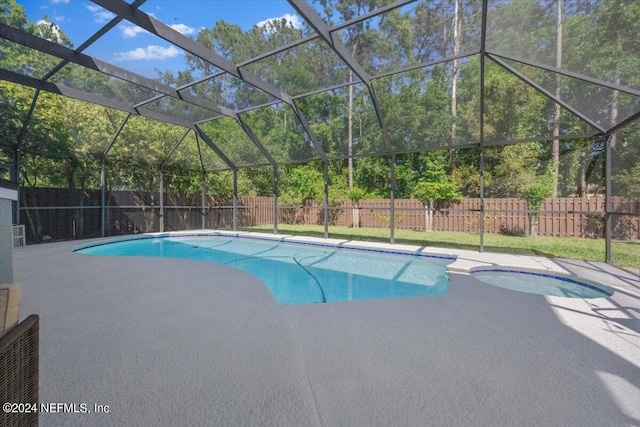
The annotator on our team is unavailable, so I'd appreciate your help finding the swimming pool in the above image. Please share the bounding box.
[76,235,453,304]
[470,268,612,298]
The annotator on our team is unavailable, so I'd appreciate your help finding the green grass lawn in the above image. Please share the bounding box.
[239,224,640,270]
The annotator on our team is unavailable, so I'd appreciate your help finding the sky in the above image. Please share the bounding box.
[19,0,309,79]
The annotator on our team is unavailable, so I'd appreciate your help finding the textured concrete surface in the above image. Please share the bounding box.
[13,236,640,426]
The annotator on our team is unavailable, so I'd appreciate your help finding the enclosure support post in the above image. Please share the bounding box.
[605,134,612,263]
[233,169,238,232]
[273,166,278,234]
[201,175,206,230]
[480,147,485,252]
[12,89,40,226]
[478,0,488,253]
[159,171,164,233]
[100,162,106,237]
[390,156,395,244]
[323,162,329,239]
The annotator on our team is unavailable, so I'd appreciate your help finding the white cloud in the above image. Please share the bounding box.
[114,45,181,61]
[120,24,148,38]
[86,4,115,23]
[51,0,70,3]
[36,19,62,42]
[170,23,196,36]
[256,13,302,32]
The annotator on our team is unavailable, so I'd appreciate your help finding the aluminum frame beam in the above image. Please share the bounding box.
[371,51,480,81]
[606,109,640,135]
[14,88,40,150]
[289,0,393,154]
[0,23,172,97]
[479,0,489,252]
[194,125,237,171]
[289,0,371,86]
[0,23,233,120]
[195,132,206,174]
[486,50,640,98]
[488,54,607,133]
[102,114,132,158]
[1,0,638,165]
[41,0,148,82]
[90,0,326,164]
[91,0,290,103]
[1,68,136,114]
[159,129,192,169]
[238,0,418,69]
[0,20,280,169]
[605,134,612,263]
[236,116,277,167]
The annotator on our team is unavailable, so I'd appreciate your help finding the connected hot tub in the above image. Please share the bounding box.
[470,268,612,298]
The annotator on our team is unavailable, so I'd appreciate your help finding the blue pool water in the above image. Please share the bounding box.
[77,235,453,304]
[471,269,611,298]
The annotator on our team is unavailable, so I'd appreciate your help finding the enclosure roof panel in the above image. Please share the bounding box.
[1,0,639,170]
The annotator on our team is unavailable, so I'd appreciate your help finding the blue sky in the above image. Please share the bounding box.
[19,0,308,78]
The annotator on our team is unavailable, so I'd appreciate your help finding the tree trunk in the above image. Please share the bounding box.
[528,214,539,238]
[609,32,622,150]
[449,0,462,173]
[20,188,40,242]
[347,41,358,189]
[552,0,563,197]
[577,159,589,197]
[352,201,359,228]
[425,201,434,233]
[66,164,84,239]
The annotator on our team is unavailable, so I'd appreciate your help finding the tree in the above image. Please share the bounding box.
[412,161,462,232]
[347,186,367,228]
[518,167,553,237]
[613,164,640,201]
[551,0,563,197]
[279,164,323,206]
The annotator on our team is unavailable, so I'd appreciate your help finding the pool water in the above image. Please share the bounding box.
[471,269,611,298]
[77,236,453,304]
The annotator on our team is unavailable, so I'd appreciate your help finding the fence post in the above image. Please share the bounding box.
[233,169,238,232]
[323,162,329,239]
[201,175,206,230]
[159,171,164,233]
[273,165,278,234]
[390,156,395,244]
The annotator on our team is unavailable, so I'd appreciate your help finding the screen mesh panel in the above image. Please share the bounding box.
[335,0,481,76]
[296,83,385,158]
[239,102,321,164]
[239,37,357,96]
[49,62,162,106]
[198,117,269,168]
[483,58,601,143]
[374,56,480,152]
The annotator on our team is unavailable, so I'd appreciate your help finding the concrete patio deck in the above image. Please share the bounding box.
[13,234,640,426]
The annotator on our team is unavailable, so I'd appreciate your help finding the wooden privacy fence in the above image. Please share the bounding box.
[16,188,640,242]
[242,196,639,239]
